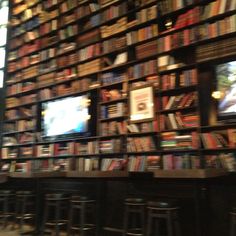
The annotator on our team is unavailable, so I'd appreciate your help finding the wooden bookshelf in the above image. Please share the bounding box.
[2,0,236,176]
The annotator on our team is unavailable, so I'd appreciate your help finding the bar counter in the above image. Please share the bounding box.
[0,169,233,236]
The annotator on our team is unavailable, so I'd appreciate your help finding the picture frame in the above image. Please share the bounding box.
[129,85,155,123]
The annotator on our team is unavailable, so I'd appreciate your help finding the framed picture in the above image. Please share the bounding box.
[129,85,154,123]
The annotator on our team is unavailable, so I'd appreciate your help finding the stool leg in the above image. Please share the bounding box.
[41,202,49,236]
[146,209,152,236]
[19,197,26,235]
[55,201,61,236]
[167,211,173,236]
[68,204,75,236]
[174,212,181,236]
[123,206,128,236]
[141,205,145,236]
[2,197,8,229]
[80,202,85,236]
[230,214,235,236]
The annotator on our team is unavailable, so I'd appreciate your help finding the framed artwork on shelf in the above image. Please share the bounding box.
[129,85,154,123]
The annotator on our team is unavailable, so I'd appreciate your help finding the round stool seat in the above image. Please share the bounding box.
[147,200,178,208]
[0,190,14,195]
[46,193,70,201]
[16,191,34,197]
[71,195,95,203]
[125,198,145,205]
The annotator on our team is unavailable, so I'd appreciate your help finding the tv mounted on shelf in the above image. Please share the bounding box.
[216,60,236,122]
[41,94,94,140]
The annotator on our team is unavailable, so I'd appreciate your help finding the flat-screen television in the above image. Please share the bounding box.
[216,61,236,121]
[41,94,93,139]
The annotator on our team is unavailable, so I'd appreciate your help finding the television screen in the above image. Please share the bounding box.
[216,61,236,119]
[42,95,91,137]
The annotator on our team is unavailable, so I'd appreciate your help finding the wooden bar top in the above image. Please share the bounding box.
[6,169,228,179]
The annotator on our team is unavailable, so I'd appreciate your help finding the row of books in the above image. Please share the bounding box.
[100,102,126,119]
[39,19,58,36]
[100,1,126,22]
[60,0,77,13]
[127,121,158,133]
[101,158,126,171]
[102,36,127,54]
[128,59,157,80]
[100,121,127,136]
[6,82,36,96]
[162,154,200,170]
[130,75,159,89]
[77,3,99,19]
[59,24,78,40]
[57,53,77,67]
[160,69,197,90]
[205,153,236,171]
[6,94,37,109]
[135,39,157,60]
[100,17,127,38]
[201,130,236,149]
[196,32,236,62]
[136,5,157,24]
[161,91,197,110]
[127,137,156,152]
[78,59,101,76]
[5,106,36,120]
[161,0,236,33]
[4,120,36,133]
[161,131,199,150]
[38,8,59,24]
[78,43,101,62]
[160,112,199,130]
[126,24,158,45]
[2,133,35,146]
[158,14,236,53]
[12,15,236,72]
[158,0,197,14]
[99,139,122,153]
[101,72,126,85]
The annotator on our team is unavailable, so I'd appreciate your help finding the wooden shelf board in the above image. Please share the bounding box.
[66,171,129,178]
[151,169,228,179]
[9,171,66,178]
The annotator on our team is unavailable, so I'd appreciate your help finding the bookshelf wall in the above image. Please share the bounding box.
[1,0,236,174]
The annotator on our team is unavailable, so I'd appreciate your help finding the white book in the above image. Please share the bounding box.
[165,96,176,110]
[168,113,178,129]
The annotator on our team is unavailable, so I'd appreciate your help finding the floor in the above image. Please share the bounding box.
[0,225,67,235]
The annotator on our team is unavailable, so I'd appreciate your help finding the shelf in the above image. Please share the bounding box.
[66,170,128,178]
[9,171,66,178]
[151,169,228,179]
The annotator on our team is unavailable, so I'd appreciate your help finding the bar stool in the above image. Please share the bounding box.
[41,193,70,236]
[230,207,236,236]
[123,198,146,236]
[146,200,181,236]
[68,195,97,236]
[15,190,36,234]
[0,190,15,228]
